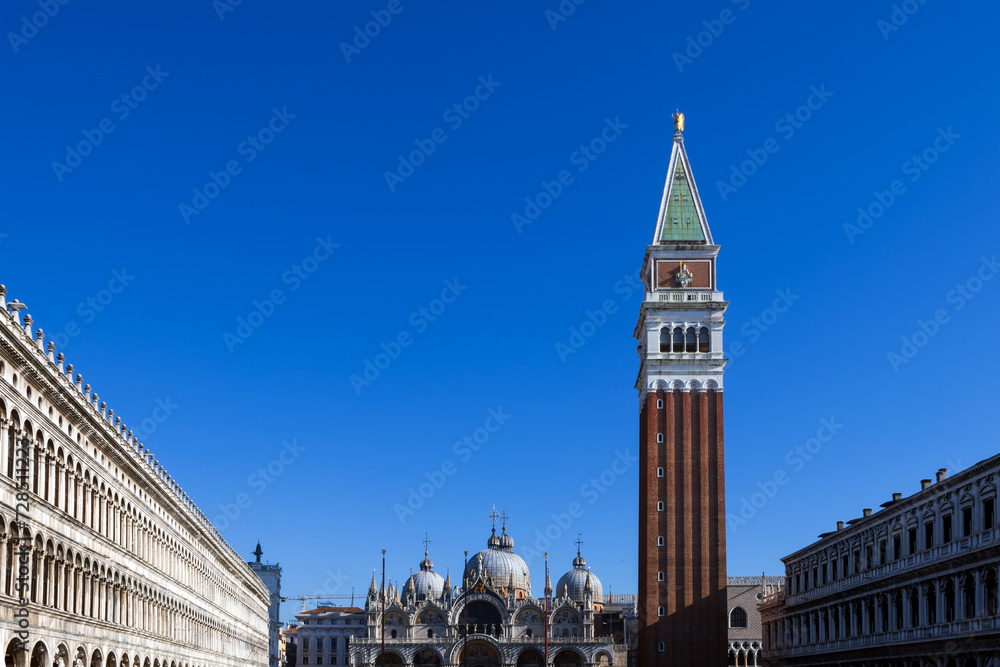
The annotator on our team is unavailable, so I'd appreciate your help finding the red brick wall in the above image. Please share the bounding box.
[639,389,727,667]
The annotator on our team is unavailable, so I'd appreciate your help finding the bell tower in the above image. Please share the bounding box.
[635,113,728,667]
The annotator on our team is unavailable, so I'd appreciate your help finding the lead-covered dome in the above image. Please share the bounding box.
[404,548,445,600]
[556,549,603,603]
[464,526,531,595]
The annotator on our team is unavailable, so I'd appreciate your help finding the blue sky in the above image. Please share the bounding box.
[3,1,999,623]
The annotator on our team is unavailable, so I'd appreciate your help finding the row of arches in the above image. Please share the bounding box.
[0,511,258,660]
[0,400,259,626]
[3,636,226,667]
[358,644,611,667]
[658,326,710,354]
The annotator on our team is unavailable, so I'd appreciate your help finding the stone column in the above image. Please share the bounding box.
[954,574,963,621]
[25,438,35,496]
[0,419,8,479]
[0,532,7,596]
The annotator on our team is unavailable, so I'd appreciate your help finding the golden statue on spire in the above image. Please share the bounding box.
[673,111,685,132]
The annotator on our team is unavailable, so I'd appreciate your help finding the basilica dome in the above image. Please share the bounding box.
[463,526,531,596]
[404,549,446,600]
[556,549,603,604]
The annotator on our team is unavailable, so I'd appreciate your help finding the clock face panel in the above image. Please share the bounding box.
[654,260,712,290]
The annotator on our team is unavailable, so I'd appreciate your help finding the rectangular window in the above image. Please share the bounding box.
[963,506,973,536]
[908,528,917,554]
[303,660,309,666]
[925,521,934,549]
[317,659,323,665]
[303,639,309,651]
[985,498,995,530]
[812,567,818,588]
[332,638,338,650]
[943,515,953,542]
[853,550,860,574]
[893,534,901,560]
[879,539,886,564]
[822,564,828,585]
[865,546,872,569]
[317,639,323,651]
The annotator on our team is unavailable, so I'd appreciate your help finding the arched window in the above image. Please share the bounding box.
[658,607,665,617]
[730,607,748,628]
[657,536,664,546]
[656,433,664,443]
[659,328,670,353]
[657,467,664,477]
[658,642,665,652]
[427,629,433,638]
[656,398,664,409]
[685,328,697,353]
[699,327,710,353]
[657,572,664,582]
[672,328,683,352]
[390,629,397,639]
[657,501,664,511]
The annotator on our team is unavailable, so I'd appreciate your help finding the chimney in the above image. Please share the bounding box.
[862,508,872,518]
[836,521,844,531]
[936,468,947,482]
[921,479,932,491]
[892,492,902,501]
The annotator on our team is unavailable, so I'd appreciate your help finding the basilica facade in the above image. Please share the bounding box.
[349,523,626,667]
[0,285,271,667]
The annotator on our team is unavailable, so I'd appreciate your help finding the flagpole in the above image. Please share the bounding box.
[462,550,468,667]
[544,552,550,666]
[380,549,385,667]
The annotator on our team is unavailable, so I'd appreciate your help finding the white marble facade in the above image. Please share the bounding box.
[0,285,270,667]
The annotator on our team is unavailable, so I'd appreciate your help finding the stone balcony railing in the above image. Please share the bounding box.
[646,291,724,303]
[766,616,999,658]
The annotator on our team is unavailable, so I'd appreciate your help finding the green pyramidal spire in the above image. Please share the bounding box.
[653,118,713,245]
